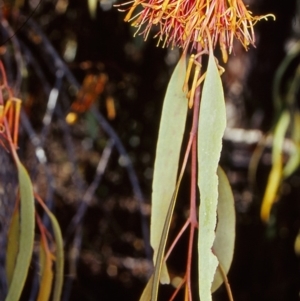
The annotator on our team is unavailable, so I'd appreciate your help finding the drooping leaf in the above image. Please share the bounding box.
[273,42,300,114]
[151,185,183,301]
[272,111,291,163]
[5,161,35,301]
[283,143,300,179]
[211,166,235,293]
[5,208,20,287]
[294,230,300,256]
[197,50,226,301]
[88,0,98,18]
[39,237,46,281]
[50,213,64,301]
[283,110,300,178]
[139,275,153,301]
[261,110,290,222]
[248,134,268,188]
[151,53,188,284]
[148,144,188,301]
[37,237,54,301]
[37,198,64,301]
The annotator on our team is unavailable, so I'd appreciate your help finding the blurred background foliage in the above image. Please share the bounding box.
[1,0,300,300]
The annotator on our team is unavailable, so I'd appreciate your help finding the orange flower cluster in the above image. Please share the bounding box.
[121,0,274,62]
[0,62,21,149]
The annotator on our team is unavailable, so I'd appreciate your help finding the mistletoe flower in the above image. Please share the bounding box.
[120,0,275,62]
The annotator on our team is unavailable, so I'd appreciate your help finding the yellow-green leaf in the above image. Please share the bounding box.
[139,275,153,301]
[5,161,35,301]
[283,143,300,178]
[39,238,46,281]
[272,111,290,162]
[261,110,290,222]
[211,166,235,293]
[197,50,226,301]
[37,238,53,301]
[151,53,188,284]
[5,208,20,287]
[294,230,300,256]
[40,203,64,301]
[150,187,182,301]
[283,110,300,178]
[88,0,98,18]
[248,134,268,189]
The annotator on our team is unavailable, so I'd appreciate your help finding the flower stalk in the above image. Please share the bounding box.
[117,1,275,300]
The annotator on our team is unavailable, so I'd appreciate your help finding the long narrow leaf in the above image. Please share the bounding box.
[283,110,300,178]
[50,211,64,301]
[37,198,64,301]
[5,161,35,301]
[139,275,153,301]
[151,186,181,301]
[5,208,20,287]
[88,0,98,18]
[197,51,226,301]
[261,110,290,221]
[37,238,54,301]
[151,53,187,284]
[144,134,191,301]
[211,166,235,293]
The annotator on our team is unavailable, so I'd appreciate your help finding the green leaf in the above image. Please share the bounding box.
[261,110,290,221]
[151,53,188,284]
[197,51,226,301]
[88,0,98,18]
[283,143,300,178]
[40,203,64,301]
[139,275,153,301]
[37,238,53,301]
[211,166,235,293]
[294,230,300,256]
[283,110,300,178]
[151,187,182,301]
[5,208,20,287]
[5,161,35,301]
[272,111,290,163]
[248,134,268,189]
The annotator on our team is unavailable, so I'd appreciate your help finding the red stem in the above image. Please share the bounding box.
[165,218,190,261]
[169,274,187,301]
[185,51,202,301]
[167,51,203,301]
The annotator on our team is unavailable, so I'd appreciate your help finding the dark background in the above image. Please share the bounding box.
[1,0,300,300]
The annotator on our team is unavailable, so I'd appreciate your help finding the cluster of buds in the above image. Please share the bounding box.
[0,62,21,150]
[120,0,274,62]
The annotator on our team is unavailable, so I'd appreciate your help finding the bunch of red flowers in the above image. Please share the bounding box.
[120,0,274,62]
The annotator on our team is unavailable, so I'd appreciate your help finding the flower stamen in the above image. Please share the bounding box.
[188,63,201,109]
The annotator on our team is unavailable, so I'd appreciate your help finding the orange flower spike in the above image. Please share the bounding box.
[153,0,170,24]
[105,96,116,120]
[219,31,228,63]
[120,0,275,61]
[124,2,140,21]
[188,63,201,109]
[0,104,4,125]
[183,54,195,94]
[201,1,216,42]
[183,15,197,43]
[3,98,22,147]
[229,0,237,51]
[12,98,22,147]
[7,100,14,134]
[95,74,108,95]
[195,71,207,88]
